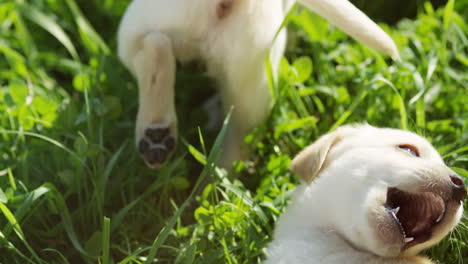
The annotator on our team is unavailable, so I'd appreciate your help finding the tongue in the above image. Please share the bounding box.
[396,192,445,237]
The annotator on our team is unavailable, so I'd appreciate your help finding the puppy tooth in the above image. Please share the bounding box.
[404,237,414,243]
[436,213,443,223]
[393,206,400,215]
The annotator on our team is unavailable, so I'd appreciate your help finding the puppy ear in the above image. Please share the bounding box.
[290,126,354,183]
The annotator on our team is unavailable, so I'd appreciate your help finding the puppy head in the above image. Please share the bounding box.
[291,124,466,257]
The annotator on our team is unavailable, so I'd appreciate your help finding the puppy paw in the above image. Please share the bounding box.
[137,123,176,169]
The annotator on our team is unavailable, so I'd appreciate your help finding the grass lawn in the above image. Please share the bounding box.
[0,0,467,263]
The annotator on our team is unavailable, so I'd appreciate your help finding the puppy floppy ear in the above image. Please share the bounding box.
[290,126,355,183]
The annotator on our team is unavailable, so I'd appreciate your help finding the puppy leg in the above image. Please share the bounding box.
[219,70,272,167]
[132,32,177,169]
[218,31,286,167]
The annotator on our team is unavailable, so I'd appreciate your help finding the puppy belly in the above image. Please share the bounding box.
[203,0,287,70]
[118,0,217,67]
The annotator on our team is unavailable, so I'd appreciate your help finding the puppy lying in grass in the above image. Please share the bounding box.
[117,0,399,169]
[266,124,466,264]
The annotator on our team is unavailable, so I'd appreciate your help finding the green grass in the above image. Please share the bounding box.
[0,0,467,263]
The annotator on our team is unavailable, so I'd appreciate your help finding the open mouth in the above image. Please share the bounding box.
[385,187,446,248]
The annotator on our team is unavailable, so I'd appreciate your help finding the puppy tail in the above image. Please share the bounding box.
[297,0,400,60]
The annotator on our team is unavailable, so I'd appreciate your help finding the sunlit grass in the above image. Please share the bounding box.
[0,0,467,263]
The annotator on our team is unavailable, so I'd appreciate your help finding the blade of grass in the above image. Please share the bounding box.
[198,127,207,155]
[63,0,110,54]
[265,54,277,102]
[374,76,408,130]
[329,89,368,131]
[443,0,455,30]
[415,100,426,128]
[102,217,110,264]
[185,141,207,165]
[3,186,50,237]
[266,2,299,103]
[41,249,71,264]
[443,146,468,159]
[101,142,127,191]
[143,110,232,264]
[221,237,234,264]
[440,0,455,62]
[117,247,152,264]
[16,3,79,61]
[0,202,43,263]
[0,229,37,264]
[110,155,186,231]
[42,183,90,257]
[7,168,17,192]
[0,130,87,168]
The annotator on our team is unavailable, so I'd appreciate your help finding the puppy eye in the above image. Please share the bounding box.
[398,144,420,157]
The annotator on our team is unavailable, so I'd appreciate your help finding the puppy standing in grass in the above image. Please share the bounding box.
[118,0,400,169]
[266,124,467,264]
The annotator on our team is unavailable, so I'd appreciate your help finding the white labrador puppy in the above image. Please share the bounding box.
[117,1,400,168]
[266,124,466,264]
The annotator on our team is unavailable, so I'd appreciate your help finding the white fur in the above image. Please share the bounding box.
[265,125,464,264]
[117,0,399,167]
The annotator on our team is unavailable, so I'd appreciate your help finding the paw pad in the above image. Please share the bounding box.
[138,124,176,168]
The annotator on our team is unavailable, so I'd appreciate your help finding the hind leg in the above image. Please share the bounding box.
[132,32,177,169]
[218,30,287,167]
[219,65,273,167]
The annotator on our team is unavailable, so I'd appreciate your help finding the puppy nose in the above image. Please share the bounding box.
[450,175,467,202]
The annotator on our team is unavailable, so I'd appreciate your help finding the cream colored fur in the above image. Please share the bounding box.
[117,0,399,168]
[265,124,465,264]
